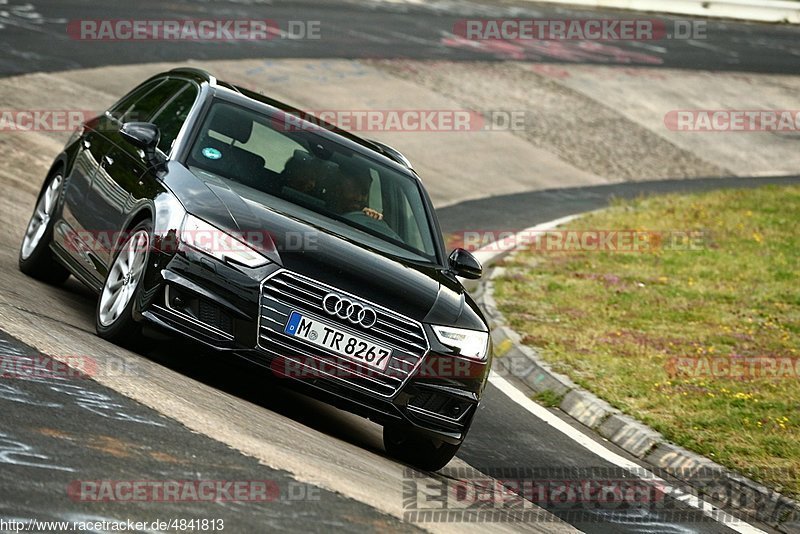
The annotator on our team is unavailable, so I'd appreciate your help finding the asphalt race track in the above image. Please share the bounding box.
[1,1,799,533]
[2,0,800,75]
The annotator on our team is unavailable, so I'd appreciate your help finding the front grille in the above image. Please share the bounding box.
[257,269,429,397]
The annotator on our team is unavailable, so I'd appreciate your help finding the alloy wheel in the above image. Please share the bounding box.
[20,174,62,260]
[98,229,149,327]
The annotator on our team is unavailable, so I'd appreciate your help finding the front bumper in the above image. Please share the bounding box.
[139,245,490,445]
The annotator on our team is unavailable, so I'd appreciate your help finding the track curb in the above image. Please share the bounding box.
[469,213,800,532]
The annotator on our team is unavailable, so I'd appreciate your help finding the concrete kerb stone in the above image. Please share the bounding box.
[597,413,662,458]
[645,442,719,472]
[502,344,578,396]
[474,211,800,531]
[560,389,619,429]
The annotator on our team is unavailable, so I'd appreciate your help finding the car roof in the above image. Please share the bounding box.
[166,67,419,177]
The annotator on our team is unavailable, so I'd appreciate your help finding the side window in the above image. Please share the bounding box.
[109,78,186,124]
[150,83,199,153]
[124,79,187,123]
[107,79,162,121]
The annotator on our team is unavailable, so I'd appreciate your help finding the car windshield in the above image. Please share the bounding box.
[186,100,439,263]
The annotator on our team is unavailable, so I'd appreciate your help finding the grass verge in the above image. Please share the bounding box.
[494,185,800,497]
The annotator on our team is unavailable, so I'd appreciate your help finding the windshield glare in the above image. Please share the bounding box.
[186,101,438,263]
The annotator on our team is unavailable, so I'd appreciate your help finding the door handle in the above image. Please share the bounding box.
[102,155,114,167]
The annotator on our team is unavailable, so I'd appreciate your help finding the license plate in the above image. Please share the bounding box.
[284,311,392,372]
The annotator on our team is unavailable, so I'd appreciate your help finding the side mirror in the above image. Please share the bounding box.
[448,248,482,280]
[120,122,162,167]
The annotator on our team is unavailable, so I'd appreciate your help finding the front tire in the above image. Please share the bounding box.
[383,425,461,472]
[95,221,152,346]
[18,171,71,284]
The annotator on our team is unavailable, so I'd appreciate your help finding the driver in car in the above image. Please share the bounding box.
[330,169,383,221]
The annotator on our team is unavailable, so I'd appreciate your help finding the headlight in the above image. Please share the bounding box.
[181,214,270,268]
[431,325,489,361]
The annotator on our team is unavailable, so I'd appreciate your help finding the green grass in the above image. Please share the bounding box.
[532,390,564,407]
[494,185,800,497]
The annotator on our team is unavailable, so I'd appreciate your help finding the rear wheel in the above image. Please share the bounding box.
[383,424,461,472]
[95,221,152,347]
[19,171,71,284]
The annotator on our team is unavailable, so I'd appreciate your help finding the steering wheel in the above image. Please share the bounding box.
[342,211,401,240]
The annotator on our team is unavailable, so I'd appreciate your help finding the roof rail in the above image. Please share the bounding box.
[216,80,242,94]
[169,67,216,85]
[368,140,415,171]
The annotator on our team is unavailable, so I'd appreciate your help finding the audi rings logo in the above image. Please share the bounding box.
[322,293,378,329]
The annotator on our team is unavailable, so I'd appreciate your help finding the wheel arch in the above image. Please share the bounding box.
[109,204,155,259]
[126,206,154,232]
[33,156,68,204]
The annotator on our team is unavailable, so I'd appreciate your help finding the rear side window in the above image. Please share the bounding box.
[108,78,186,123]
[108,79,162,121]
[150,83,199,153]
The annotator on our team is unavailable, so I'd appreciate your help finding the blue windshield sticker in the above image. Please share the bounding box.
[202,147,222,160]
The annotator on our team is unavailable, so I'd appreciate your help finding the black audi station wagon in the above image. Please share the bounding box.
[19,68,491,470]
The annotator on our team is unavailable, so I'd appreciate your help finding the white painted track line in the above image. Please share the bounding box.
[489,372,767,534]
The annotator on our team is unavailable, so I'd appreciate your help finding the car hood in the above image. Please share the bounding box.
[163,164,485,330]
